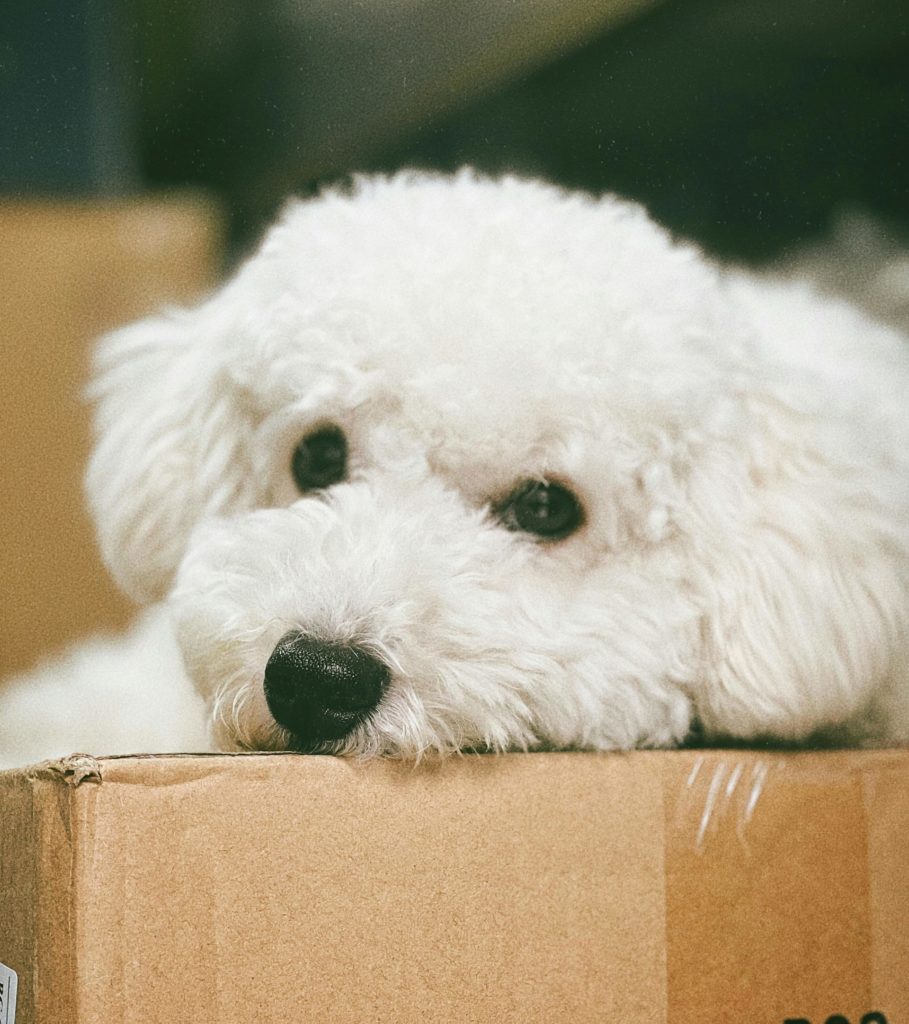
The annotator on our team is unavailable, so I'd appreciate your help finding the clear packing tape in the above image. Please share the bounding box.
[663,749,908,1022]
[676,754,772,853]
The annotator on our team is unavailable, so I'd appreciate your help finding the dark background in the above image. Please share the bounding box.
[3,0,908,262]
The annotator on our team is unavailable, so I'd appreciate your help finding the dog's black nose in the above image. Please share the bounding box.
[264,632,390,746]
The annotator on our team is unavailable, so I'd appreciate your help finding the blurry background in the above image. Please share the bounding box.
[2,0,908,675]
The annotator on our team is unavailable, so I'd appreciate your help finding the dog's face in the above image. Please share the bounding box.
[86,173,902,754]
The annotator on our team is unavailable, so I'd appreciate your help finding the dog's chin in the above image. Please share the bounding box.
[213,696,516,760]
[265,725,405,759]
[211,698,393,758]
[278,712,383,757]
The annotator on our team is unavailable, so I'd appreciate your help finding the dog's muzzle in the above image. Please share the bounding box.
[263,632,390,747]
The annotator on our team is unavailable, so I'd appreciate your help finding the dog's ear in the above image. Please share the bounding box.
[85,304,250,603]
[697,446,905,743]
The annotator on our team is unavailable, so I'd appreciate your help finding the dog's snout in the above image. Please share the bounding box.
[263,632,390,745]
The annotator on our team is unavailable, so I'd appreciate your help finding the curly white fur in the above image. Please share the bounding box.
[2,170,908,767]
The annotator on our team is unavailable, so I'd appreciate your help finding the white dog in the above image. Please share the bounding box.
[2,170,909,768]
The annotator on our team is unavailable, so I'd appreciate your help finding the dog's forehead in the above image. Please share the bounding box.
[236,169,724,350]
[226,174,730,453]
[234,173,720,362]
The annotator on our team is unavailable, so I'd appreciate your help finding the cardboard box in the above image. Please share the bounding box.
[1,749,906,1023]
[0,197,222,678]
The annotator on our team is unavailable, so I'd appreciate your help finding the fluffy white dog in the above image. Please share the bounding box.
[2,171,909,768]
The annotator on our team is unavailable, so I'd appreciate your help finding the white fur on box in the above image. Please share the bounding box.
[2,171,908,767]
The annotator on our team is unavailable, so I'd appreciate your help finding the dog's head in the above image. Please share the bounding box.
[86,172,906,755]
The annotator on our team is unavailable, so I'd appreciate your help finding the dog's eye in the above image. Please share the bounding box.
[496,480,584,540]
[291,425,347,492]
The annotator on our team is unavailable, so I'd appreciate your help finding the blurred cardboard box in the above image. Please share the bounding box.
[0,749,906,1023]
[0,196,222,678]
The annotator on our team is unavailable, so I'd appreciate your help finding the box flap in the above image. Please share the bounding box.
[0,755,102,1023]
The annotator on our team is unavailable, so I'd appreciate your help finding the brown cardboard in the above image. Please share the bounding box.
[0,197,222,677]
[0,750,906,1023]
